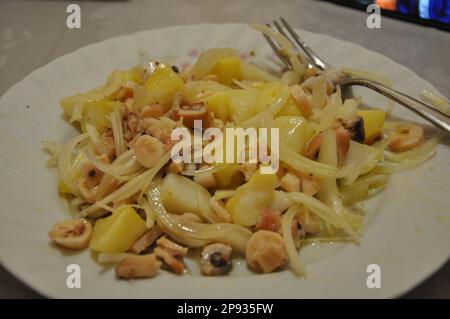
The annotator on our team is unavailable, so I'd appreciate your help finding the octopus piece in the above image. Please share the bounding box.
[293,171,320,196]
[140,103,166,119]
[176,104,212,128]
[156,236,188,257]
[280,172,301,193]
[334,126,350,165]
[167,161,184,174]
[200,243,232,276]
[122,109,142,142]
[389,123,425,152]
[77,155,112,203]
[129,226,163,254]
[154,236,188,274]
[49,219,92,250]
[94,129,116,157]
[290,84,313,118]
[115,254,161,279]
[305,133,323,160]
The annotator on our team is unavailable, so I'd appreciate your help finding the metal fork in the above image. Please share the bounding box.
[264,17,450,133]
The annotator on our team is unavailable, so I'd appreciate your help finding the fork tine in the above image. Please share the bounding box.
[262,24,292,69]
[279,17,328,70]
[272,20,290,41]
[273,20,307,66]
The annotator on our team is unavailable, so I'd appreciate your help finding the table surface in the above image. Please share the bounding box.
[0,0,448,299]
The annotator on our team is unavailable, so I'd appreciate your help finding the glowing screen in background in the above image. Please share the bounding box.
[374,0,450,23]
[346,0,450,24]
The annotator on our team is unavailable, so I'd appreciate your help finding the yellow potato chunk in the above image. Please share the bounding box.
[124,65,145,85]
[145,63,184,106]
[191,48,238,80]
[212,56,243,85]
[89,206,147,252]
[58,180,71,194]
[205,92,229,122]
[357,110,385,142]
[81,101,120,132]
[183,80,230,103]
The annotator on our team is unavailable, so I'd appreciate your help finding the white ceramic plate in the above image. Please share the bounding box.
[0,23,449,299]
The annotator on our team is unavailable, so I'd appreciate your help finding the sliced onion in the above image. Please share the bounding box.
[57,134,89,196]
[282,206,306,276]
[147,187,252,253]
[374,153,435,174]
[109,103,125,156]
[85,123,100,145]
[139,196,156,229]
[70,102,84,123]
[287,192,359,243]
[280,142,337,178]
[213,190,236,201]
[81,153,170,217]
[42,140,62,167]
[97,252,135,264]
[84,148,141,176]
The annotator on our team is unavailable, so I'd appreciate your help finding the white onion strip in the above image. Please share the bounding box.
[109,104,125,157]
[282,206,306,276]
[84,148,141,177]
[287,192,359,243]
[81,153,170,217]
[280,142,337,178]
[148,187,252,253]
[57,134,88,196]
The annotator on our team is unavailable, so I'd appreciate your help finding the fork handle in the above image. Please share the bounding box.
[341,78,450,133]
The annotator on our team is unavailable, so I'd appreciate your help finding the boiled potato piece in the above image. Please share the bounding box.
[81,101,121,132]
[124,65,145,85]
[205,83,286,124]
[357,110,385,142]
[89,206,147,252]
[191,48,239,80]
[58,180,71,194]
[205,92,229,122]
[145,63,184,106]
[226,170,277,226]
[183,80,231,103]
[274,116,308,154]
[160,173,218,222]
[212,56,242,85]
